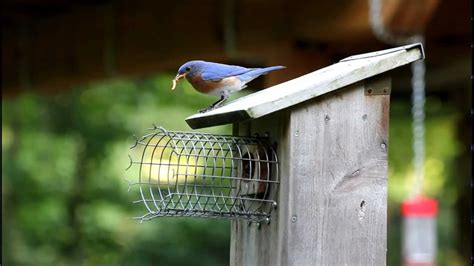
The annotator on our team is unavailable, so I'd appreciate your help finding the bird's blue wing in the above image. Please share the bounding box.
[237,66,286,82]
[201,62,252,81]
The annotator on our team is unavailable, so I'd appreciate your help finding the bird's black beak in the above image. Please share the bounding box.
[175,73,186,81]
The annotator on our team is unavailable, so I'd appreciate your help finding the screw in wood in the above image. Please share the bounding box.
[291,215,297,223]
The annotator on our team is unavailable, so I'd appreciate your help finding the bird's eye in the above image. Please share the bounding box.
[185,67,191,72]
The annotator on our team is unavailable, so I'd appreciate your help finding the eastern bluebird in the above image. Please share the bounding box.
[171,60,285,113]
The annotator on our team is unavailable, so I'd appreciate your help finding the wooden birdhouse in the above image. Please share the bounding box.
[184,43,425,265]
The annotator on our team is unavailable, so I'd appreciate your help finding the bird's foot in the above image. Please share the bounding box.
[198,97,226,113]
[198,106,215,113]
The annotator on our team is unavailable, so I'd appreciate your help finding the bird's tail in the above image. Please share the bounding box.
[239,66,286,82]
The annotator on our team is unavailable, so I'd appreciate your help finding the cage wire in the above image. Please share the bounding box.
[126,125,279,223]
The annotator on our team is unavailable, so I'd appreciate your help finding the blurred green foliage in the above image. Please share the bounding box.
[2,76,231,266]
[388,96,463,265]
[2,75,463,265]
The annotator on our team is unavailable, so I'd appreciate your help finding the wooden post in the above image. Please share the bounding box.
[230,75,391,265]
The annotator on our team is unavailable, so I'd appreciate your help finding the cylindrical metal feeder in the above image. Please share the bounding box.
[127,126,279,223]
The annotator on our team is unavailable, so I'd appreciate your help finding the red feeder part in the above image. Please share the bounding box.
[401,196,438,217]
[401,196,438,266]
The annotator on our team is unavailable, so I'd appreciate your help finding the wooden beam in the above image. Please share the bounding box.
[382,0,440,35]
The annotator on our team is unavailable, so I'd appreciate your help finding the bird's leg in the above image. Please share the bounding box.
[211,94,228,108]
[199,95,228,113]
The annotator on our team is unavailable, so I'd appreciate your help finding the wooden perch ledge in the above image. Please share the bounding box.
[186,43,424,129]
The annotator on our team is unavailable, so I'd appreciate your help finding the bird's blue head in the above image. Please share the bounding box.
[177,60,204,79]
[171,60,205,90]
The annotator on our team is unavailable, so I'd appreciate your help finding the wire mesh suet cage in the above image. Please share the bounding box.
[126,125,279,223]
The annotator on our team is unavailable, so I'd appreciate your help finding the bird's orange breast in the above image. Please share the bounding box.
[187,75,241,95]
[187,75,221,94]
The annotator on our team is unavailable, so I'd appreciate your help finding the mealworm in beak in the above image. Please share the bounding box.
[171,73,186,90]
[171,79,177,90]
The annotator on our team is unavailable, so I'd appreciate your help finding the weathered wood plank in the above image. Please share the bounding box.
[231,75,390,265]
[186,43,421,129]
[231,110,290,266]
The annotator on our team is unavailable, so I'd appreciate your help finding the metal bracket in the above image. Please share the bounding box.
[364,75,391,96]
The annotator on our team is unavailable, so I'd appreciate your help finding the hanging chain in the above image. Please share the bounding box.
[368,0,423,45]
[368,0,426,196]
[410,60,426,196]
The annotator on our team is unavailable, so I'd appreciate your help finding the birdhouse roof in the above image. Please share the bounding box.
[186,43,424,129]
